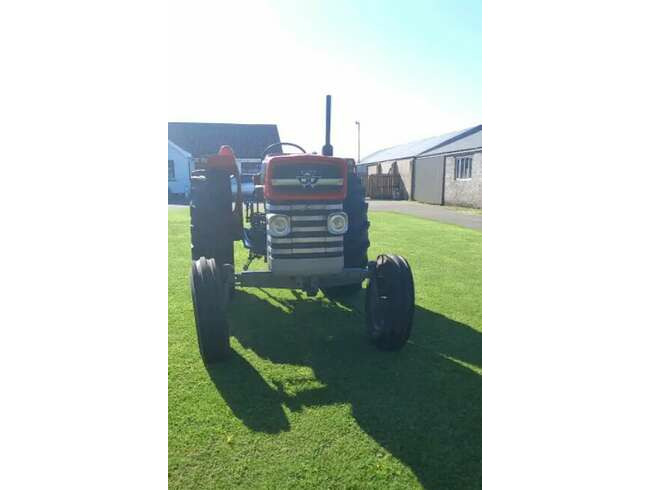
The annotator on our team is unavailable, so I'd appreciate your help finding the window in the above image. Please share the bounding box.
[168,160,175,181]
[454,156,472,180]
[241,161,261,174]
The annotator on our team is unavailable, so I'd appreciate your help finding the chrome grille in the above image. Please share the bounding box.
[267,202,344,259]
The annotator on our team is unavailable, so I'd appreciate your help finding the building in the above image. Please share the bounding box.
[357,125,482,208]
[168,122,280,197]
[168,139,192,196]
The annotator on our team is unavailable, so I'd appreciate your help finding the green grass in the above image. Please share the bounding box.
[169,208,481,489]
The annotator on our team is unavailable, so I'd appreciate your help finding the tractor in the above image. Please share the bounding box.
[190,95,415,364]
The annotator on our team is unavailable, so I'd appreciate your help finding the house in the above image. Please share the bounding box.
[168,140,192,196]
[168,122,281,197]
[357,125,482,208]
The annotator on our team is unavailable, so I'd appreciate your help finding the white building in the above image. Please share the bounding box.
[168,140,193,197]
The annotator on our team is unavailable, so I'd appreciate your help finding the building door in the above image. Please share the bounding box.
[413,155,445,204]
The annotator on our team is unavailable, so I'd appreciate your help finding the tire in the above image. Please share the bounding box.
[190,168,235,270]
[365,254,415,351]
[190,257,230,363]
[343,173,370,268]
[321,172,370,298]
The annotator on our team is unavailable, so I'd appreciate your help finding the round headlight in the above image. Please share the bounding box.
[327,212,348,235]
[268,214,291,237]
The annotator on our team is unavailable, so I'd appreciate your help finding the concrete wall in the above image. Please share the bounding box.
[367,163,380,175]
[394,158,413,200]
[168,141,193,196]
[443,151,482,208]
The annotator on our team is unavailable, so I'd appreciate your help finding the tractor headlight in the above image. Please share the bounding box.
[327,212,348,235]
[267,214,291,237]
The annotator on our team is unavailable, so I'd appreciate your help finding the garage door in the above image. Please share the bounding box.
[413,155,444,204]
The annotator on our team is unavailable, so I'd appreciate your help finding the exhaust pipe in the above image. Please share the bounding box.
[322,95,333,156]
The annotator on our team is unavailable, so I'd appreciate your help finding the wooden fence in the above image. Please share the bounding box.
[360,174,402,199]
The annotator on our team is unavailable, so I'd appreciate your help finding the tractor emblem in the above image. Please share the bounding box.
[297,170,320,188]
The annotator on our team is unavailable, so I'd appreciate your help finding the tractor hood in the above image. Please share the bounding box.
[263,154,348,202]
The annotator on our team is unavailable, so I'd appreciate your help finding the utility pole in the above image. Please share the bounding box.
[355,121,360,164]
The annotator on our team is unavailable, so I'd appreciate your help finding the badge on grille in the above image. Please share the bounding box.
[297,170,320,188]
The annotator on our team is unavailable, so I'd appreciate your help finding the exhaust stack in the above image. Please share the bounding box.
[322,95,333,156]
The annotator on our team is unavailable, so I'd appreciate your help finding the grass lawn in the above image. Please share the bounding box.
[169,208,481,489]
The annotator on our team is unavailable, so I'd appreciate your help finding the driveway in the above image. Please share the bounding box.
[367,200,482,231]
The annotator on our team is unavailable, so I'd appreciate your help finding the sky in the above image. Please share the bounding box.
[168,0,481,160]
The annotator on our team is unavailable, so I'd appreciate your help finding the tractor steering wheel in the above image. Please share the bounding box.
[261,142,306,161]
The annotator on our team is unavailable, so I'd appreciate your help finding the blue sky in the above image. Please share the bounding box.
[168,0,481,159]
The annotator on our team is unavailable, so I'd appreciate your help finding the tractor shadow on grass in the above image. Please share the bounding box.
[209,289,482,489]
[206,349,291,433]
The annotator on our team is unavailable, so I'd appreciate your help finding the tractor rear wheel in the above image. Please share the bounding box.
[190,257,230,363]
[343,172,370,269]
[190,168,235,269]
[365,254,415,351]
[321,172,369,299]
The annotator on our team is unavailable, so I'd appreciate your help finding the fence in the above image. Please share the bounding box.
[361,173,402,200]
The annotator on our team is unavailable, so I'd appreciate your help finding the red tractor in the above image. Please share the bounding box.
[190,96,415,364]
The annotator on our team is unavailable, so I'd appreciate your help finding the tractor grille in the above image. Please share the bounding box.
[269,162,344,196]
[266,202,343,259]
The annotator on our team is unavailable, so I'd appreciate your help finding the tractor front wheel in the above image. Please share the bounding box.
[365,254,415,351]
[190,257,230,363]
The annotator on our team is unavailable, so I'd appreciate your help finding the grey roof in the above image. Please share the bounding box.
[168,122,280,159]
[359,124,482,165]
[418,127,481,157]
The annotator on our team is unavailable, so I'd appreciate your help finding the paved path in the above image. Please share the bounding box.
[169,201,482,231]
[367,200,482,231]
